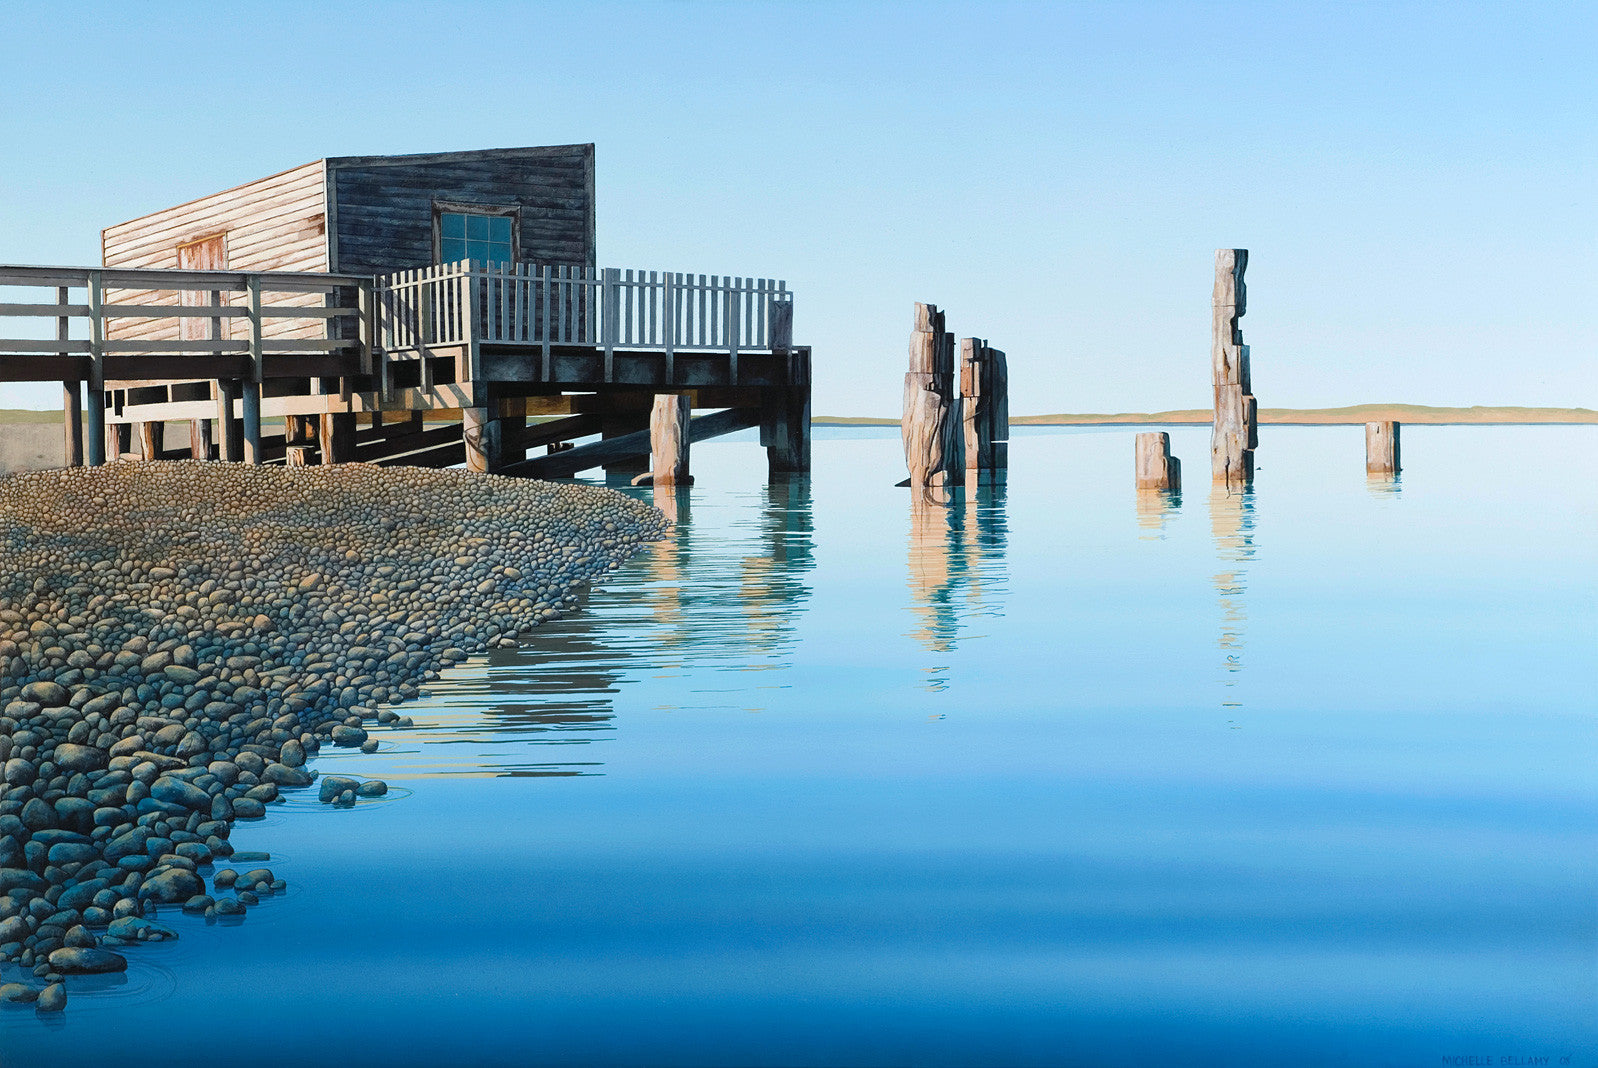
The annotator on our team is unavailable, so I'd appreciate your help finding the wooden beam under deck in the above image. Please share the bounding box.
[478,345,786,390]
[502,407,761,479]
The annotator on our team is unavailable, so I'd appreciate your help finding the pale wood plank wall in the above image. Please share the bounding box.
[101,161,330,342]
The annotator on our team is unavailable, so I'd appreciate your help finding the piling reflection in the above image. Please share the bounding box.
[1366,471,1403,498]
[1135,488,1182,539]
[370,477,816,778]
[905,483,1010,691]
[1209,484,1256,716]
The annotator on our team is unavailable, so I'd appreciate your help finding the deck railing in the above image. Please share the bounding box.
[376,261,793,375]
[0,265,373,384]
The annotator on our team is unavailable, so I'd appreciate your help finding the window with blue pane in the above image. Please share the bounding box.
[438,211,515,266]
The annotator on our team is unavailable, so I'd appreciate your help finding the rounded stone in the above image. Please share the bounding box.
[35,982,65,1013]
[47,946,127,974]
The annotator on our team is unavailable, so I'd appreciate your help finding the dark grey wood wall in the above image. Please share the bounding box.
[326,145,595,275]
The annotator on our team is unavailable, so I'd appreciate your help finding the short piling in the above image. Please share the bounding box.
[1136,431,1181,491]
[1366,420,1400,474]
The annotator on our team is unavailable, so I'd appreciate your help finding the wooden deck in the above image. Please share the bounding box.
[0,261,809,477]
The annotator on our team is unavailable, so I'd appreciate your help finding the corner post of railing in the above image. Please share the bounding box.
[601,267,618,382]
[84,270,106,465]
[241,275,264,464]
[663,272,676,385]
[539,264,552,382]
[466,261,482,384]
[771,291,794,351]
[727,277,741,384]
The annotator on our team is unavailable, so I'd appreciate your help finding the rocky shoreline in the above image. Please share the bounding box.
[0,461,668,1011]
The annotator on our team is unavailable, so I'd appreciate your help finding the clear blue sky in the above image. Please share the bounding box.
[2,0,1592,415]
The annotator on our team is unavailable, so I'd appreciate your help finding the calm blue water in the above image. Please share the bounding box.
[5,425,1596,1068]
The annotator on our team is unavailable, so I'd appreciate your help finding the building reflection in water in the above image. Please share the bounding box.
[1209,484,1257,718]
[905,483,1010,691]
[379,477,816,778]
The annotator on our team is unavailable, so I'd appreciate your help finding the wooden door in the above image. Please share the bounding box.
[177,234,226,340]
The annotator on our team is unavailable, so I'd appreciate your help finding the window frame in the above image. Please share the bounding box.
[431,200,521,268]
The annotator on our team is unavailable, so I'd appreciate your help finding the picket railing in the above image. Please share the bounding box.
[375,261,793,381]
[0,265,372,381]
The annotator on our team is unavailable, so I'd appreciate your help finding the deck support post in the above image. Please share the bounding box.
[650,393,692,486]
[1136,431,1181,491]
[1211,249,1256,485]
[761,347,811,475]
[319,412,357,465]
[498,397,528,467]
[240,382,262,465]
[84,276,107,466]
[62,381,83,468]
[189,418,213,462]
[285,415,316,467]
[1366,420,1400,475]
[463,405,502,474]
[136,421,162,461]
[105,421,130,462]
[216,380,242,462]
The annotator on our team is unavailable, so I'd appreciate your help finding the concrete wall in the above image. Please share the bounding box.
[0,423,66,475]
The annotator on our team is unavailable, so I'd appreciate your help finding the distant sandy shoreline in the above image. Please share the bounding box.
[815,405,1597,427]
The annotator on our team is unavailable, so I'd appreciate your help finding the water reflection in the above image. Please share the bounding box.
[905,483,1010,690]
[367,477,816,777]
[1366,471,1403,499]
[1135,488,1182,539]
[1208,484,1256,717]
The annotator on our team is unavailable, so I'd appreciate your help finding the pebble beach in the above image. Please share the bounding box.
[0,461,668,1010]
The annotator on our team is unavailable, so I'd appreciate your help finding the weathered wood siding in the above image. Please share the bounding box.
[328,145,595,275]
[101,161,330,342]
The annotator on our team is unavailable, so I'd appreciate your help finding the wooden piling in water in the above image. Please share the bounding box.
[1211,249,1256,485]
[960,338,1009,483]
[1366,420,1400,474]
[1136,431,1181,491]
[650,393,692,486]
[903,303,958,498]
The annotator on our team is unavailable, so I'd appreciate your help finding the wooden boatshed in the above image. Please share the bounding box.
[100,145,595,346]
[5,143,808,478]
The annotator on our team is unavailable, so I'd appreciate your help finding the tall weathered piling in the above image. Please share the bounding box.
[1211,249,1256,485]
[903,303,960,499]
[1136,431,1181,492]
[1366,420,1400,474]
[960,338,1009,483]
